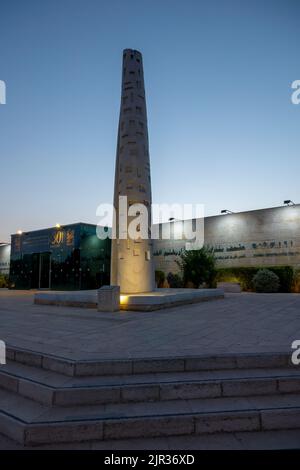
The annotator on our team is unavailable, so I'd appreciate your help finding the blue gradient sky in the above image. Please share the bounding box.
[0,0,299,242]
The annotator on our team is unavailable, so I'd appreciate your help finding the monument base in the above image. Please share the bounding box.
[119,288,224,311]
[34,290,98,309]
[34,288,224,311]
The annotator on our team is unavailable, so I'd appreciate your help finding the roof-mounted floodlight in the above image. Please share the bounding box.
[221,209,234,214]
[284,200,295,206]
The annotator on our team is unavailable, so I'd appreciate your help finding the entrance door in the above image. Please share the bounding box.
[31,253,40,289]
[39,252,51,289]
[30,252,51,289]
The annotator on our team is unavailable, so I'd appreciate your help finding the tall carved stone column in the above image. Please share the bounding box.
[111,49,155,294]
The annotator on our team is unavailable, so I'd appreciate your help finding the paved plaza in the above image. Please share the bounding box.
[0,290,299,360]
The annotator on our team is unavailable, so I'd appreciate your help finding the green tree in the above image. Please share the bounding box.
[177,247,217,288]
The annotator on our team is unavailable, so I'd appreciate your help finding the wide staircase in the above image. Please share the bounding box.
[0,347,300,447]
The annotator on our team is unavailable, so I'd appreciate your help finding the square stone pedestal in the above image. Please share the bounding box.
[98,285,120,312]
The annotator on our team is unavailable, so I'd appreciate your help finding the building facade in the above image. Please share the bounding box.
[153,205,300,275]
[0,243,10,276]
[10,223,110,290]
[8,205,300,290]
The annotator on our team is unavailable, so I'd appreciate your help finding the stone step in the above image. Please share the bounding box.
[1,361,300,406]
[3,359,300,389]
[3,429,300,450]
[6,346,293,376]
[1,387,300,446]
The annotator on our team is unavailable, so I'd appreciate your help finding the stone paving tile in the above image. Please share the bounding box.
[0,291,299,360]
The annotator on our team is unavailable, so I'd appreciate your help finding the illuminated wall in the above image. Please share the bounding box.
[153,205,300,274]
[0,244,10,275]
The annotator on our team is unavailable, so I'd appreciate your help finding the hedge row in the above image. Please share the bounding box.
[216,266,295,293]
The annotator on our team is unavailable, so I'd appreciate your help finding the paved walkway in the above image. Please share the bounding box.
[0,290,299,360]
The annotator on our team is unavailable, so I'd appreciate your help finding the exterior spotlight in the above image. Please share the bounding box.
[221,209,234,214]
[17,230,23,235]
[284,200,295,206]
[55,223,61,229]
[120,295,128,305]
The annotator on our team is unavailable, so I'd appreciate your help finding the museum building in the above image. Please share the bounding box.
[8,204,300,290]
[154,204,300,275]
[9,223,111,290]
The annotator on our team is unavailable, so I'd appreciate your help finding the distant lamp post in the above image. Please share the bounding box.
[221,209,234,214]
[17,230,23,235]
[284,200,295,206]
[55,223,61,229]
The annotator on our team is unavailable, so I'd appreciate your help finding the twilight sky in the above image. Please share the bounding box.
[0,0,299,242]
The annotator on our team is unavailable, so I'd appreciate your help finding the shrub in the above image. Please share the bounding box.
[252,269,280,293]
[167,272,183,288]
[177,247,217,288]
[0,274,8,288]
[292,269,300,293]
[216,266,294,292]
[185,280,196,289]
[155,270,165,288]
[272,266,294,292]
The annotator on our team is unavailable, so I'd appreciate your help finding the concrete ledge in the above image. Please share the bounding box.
[34,290,97,309]
[121,288,224,311]
[35,299,97,308]
[34,288,224,311]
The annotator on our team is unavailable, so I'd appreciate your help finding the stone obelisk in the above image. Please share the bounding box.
[111,49,155,294]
